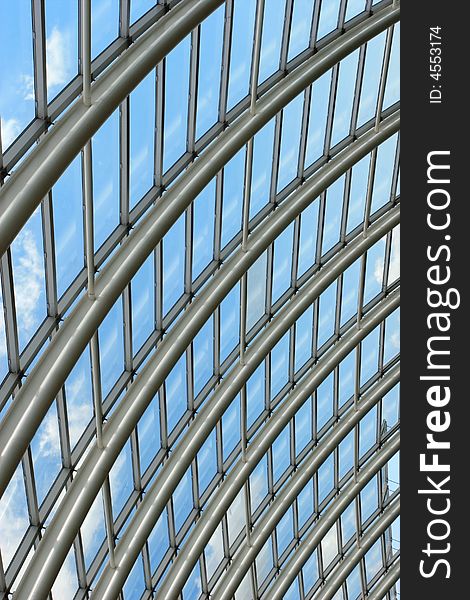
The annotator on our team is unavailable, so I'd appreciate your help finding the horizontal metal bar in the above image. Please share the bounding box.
[0,0,226,256]
[367,558,400,600]
[0,13,400,498]
[7,121,399,600]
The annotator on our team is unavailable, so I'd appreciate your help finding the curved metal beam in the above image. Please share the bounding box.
[91,288,399,599]
[309,498,400,600]
[166,370,400,600]
[0,103,399,501]
[11,184,399,600]
[0,0,225,256]
[366,559,400,600]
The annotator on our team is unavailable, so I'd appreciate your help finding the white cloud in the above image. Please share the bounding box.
[1,116,21,148]
[13,225,44,336]
[321,523,339,568]
[66,369,93,449]
[20,74,35,101]
[38,408,61,458]
[46,27,71,91]
[51,549,77,598]
[0,466,30,568]
[16,26,71,106]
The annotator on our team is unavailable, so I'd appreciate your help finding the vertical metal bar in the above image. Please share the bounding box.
[154,62,164,190]
[89,330,116,569]
[357,253,367,326]
[242,140,254,251]
[250,0,266,114]
[81,0,92,106]
[41,192,58,318]
[241,0,265,250]
[338,0,348,30]
[56,389,72,470]
[218,0,233,124]
[82,141,95,298]
[0,251,20,375]
[119,0,130,39]
[240,384,248,461]
[32,0,48,120]
[185,205,194,296]
[90,332,103,447]
[243,480,252,547]
[187,27,200,154]
[102,477,116,568]
[363,149,377,234]
[350,45,367,135]
[279,0,294,73]
[375,25,394,131]
[297,87,312,181]
[119,98,130,228]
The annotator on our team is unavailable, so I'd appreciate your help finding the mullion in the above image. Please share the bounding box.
[72,530,88,593]
[119,0,130,39]
[0,251,20,375]
[323,64,339,156]
[154,62,165,190]
[187,27,200,155]
[41,191,59,319]
[269,111,283,202]
[297,87,312,180]
[291,214,301,289]
[280,0,295,73]
[349,43,367,135]
[31,0,48,120]
[309,0,322,48]
[338,0,348,30]
[389,135,400,204]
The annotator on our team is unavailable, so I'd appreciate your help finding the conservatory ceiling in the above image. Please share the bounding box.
[0,1,400,599]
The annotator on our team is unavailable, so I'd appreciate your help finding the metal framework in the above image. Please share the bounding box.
[0,1,400,599]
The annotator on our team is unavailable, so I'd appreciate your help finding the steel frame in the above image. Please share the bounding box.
[226,433,400,600]
[306,499,400,600]
[157,370,400,600]
[1,149,398,596]
[0,1,401,598]
[0,102,399,498]
[11,202,399,598]
[0,7,400,502]
[89,288,400,599]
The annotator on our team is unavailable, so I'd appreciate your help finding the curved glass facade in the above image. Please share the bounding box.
[0,1,400,599]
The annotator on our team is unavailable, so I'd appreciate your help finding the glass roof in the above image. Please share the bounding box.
[0,1,400,599]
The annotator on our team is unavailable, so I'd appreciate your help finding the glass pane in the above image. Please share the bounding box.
[228,0,256,110]
[164,36,190,171]
[196,6,224,139]
[0,2,35,146]
[11,210,47,352]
